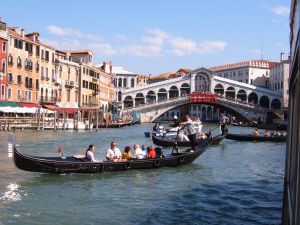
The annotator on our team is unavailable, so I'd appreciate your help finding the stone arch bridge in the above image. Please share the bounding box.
[119,68,283,122]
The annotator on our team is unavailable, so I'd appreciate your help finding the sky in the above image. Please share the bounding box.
[0,0,291,75]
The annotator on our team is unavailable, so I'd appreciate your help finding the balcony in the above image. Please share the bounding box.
[17,63,22,69]
[81,103,99,108]
[92,89,99,96]
[8,61,13,67]
[40,96,57,104]
[25,84,33,89]
[65,80,75,88]
[45,76,50,81]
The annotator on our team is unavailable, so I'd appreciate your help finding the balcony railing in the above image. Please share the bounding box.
[40,96,57,103]
[17,63,22,68]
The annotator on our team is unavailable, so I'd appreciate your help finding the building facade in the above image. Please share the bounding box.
[38,41,56,105]
[7,27,40,103]
[282,0,300,224]
[0,20,8,100]
[98,62,115,111]
[54,50,80,109]
[269,54,290,108]
[209,60,278,88]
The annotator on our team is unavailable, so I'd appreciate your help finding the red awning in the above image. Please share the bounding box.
[18,102,41,108]
[43,104,60,111]
[58,108,79,114]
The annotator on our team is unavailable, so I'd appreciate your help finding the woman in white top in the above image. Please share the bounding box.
[85,145,100,162]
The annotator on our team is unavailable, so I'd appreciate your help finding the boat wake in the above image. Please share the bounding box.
[0,183,25,202]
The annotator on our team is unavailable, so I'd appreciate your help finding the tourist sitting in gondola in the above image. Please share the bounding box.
[106,141,122,161]
[142,145,148,155]
[253,129,260,136]
[85,145,100,162]
[147,146,157,158]
[122,146,132,160]
[264,130,271,137]
[133,144,146,159]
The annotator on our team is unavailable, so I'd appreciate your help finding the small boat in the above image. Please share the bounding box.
[151,131,227,147]
[13,140,212,174]
[99,120,133,128]
[225,133,286,142]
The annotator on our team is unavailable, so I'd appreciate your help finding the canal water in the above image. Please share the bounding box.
[0,124,285,225]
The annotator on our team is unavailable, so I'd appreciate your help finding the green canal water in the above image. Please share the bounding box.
[0,123,285,225]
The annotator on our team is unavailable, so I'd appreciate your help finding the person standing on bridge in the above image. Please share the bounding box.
[180,115,197,150]
[219,113,229,135]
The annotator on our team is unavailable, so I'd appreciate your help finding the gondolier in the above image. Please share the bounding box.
[220,113,229,135]
[180,115,197,150]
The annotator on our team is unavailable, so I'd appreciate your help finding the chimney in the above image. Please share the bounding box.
[109,61,112,75]
[102,62,107,73]
[280,53,284,62]
[21,29,25,37]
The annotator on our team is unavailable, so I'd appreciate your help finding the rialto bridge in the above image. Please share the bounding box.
[118,68,283,122]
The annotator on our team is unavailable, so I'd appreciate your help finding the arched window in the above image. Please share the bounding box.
[131,78,135,88]
[1,60,6,74]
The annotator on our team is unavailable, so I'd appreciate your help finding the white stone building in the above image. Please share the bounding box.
[269,54,290,108]
[209,60,278,88]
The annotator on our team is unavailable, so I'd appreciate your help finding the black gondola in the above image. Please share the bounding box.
[99,120,133,128]
[151,131,227,147]
[225,133,286,142]
[13,140,212,174]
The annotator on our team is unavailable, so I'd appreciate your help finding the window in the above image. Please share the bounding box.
[67,90,70,102]
[25,42,33,54]
[14,39,23,49]
[17,89,21,99]
[17,56,22,68]
[8,73,13,83]
[45,51,49,62]
[36,79,39,90]
[1,60,6,74]
[36,61,39,72]
[41,67,44,79]
[250,79,253,85]
[2,42,6,52]
[52,53,55,63]
[41,49,44,60]
[8,54,13,66]
[1,85,5,99]
[7,88,12,99]
[36,46,40,57]
[46,68,48,79]
[28,91,32,100]
[17,75,22,85]
[281,81,283,89]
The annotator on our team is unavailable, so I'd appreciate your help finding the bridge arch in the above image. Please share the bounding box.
[248,92,258,104]
[214,84,224,95]
[260,95,270,108]
[225,86,236,99]
[135,93,145,106]
[237,89,247,102]
[158,88,168,102]
[124,96,133,108]
[180,83,190,96]
[271,98,281,109]
[207,106,213,120]
[169,86,179,98]
[146,90,156,103]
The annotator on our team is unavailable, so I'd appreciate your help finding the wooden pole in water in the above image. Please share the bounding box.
[54,111,57,131]
[76,110,79,131]
[37,108,40,131]
[42,110,45,130]
[62,111,66,130]
[96,109,99,131]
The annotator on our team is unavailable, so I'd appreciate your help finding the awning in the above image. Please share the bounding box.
[18,102,41,108]
[58,108,79,114]
[43,104,60,111]
[0,102,20,107]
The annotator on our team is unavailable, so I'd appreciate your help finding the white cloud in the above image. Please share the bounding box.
[46,25,227,57]
[270,6,290,16]
[47,25,102,42]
